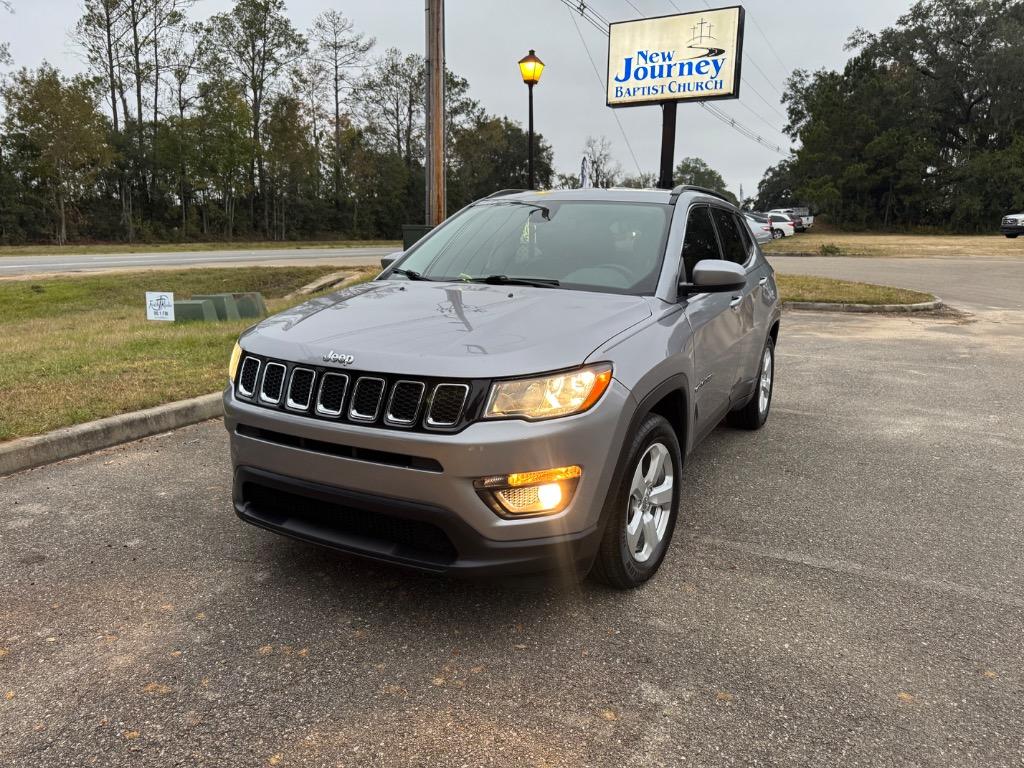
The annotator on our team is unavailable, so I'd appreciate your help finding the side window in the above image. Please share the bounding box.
[681,206,721,281]
[732,211,756,259]
[710,207,749,265]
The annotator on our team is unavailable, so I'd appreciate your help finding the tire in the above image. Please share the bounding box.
[1007,234,1018,239]
[590,413,682,589]
[728,335,775,430]
[771,229,782,240]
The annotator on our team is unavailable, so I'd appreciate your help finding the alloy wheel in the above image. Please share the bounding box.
[759,345,773,415]
[625,442,673,563]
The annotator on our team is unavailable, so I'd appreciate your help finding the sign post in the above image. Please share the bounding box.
[606,5,745,189]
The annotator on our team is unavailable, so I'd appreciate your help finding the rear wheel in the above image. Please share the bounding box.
[771,229,782,240]
[590,413,682,589]
[728,336,775,430]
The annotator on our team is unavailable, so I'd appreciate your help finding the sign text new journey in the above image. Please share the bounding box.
[612,49,727,100]
[606,6,744,108]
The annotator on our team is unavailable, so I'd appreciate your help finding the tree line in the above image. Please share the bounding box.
[0,0,554,244]
[756,0,1024,231]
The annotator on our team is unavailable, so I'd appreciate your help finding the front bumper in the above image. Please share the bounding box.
[1000,224,1024,236]
[224,380,635,576]
[234,466,601,576]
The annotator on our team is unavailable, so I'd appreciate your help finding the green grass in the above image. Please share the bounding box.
[777,274,934,305]
[0,266,368,441]
[0,240,400,257]
[762,232,1023,259]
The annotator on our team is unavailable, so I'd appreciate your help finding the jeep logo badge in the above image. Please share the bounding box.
[322,351,355,366]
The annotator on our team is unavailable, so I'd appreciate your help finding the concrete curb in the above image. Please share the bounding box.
[0,392,223,477]
[783,298,943,313]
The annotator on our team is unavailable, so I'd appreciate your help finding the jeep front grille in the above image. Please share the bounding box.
[238,357,261,397]
[315,373,348,416]
[259,362,286,404]
[349,377,386,421]
[427,384,469,427]
[235,354,485,432]
[285,368,316,411]
[386,380,425,425]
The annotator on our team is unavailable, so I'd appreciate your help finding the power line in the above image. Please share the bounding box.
[564,4,645,176]
[661,0,788,114]
[561,0,609,35]
[744,4,792,77]
[563,0,789,156]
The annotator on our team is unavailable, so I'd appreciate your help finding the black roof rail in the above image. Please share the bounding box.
[486,188,529,199]
[669,185,733,205]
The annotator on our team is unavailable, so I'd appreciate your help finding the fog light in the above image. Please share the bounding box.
[475,465,581,517]
[537,482,562,509]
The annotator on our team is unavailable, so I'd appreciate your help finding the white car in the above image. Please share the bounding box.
[1001,213,1024,239]
[769,207,813,231]
[744,213,774,244]
[767,213,797,238]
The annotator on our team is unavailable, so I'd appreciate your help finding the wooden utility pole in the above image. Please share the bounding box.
[424,0,446,226]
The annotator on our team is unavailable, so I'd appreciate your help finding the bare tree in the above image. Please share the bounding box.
[356,48,425,165]
[310,9,373,208]
[75,0,136,238]
[582,136,621,188]
[149,0,193,132]
[206,0,307,235]
[1,0,13,66]
[291,56,329,200]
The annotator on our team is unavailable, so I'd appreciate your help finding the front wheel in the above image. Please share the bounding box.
[728,336,775,430]
[1007,234,1018,239]
[590,414,682,589]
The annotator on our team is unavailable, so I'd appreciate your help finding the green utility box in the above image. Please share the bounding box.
[402,224,434,250]
[173,299,218,322]
[191,293,242,321]
[232,292,268,318]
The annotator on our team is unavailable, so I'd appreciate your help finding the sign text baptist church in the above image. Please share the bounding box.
[606,5,745,107]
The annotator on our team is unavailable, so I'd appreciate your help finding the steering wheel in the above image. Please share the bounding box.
[596,263,635,283]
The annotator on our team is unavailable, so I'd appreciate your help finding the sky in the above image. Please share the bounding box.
[0,0,915,200]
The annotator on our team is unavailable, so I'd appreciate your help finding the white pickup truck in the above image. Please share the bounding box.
[1001,212,1024,239]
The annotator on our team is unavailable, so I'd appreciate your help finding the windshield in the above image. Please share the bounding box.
[389,200,672,295]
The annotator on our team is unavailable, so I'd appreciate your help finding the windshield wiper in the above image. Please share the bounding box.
[468,274,560,288]
[392,267,432,281]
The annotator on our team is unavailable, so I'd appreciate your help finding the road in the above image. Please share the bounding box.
[1,263,1022,766]
[769,254,1024,311]
[0,246,394,277]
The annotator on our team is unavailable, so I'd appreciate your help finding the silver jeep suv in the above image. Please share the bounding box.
[224,186,781,588]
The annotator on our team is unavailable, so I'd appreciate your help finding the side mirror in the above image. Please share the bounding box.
[679,259,746,295]
[380,251,403,271]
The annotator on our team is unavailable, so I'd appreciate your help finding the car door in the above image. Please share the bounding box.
[679,205,744,438]
[731,210,775,397]
[708,206,758,405]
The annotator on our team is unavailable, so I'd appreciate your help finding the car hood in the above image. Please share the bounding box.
[241,280,652,379]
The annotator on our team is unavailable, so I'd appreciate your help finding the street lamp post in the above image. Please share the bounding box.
[518,50,544,189]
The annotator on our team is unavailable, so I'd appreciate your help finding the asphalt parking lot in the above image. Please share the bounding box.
[2,268,1023,766]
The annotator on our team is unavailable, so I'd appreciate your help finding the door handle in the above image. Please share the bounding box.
[729,296,743,308]
[758,276,769,286]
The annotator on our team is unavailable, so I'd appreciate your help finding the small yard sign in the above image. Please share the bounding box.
[146,291,175,321]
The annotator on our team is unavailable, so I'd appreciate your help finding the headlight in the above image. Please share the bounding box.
[484,364,613,421]
[228,342,243,381]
